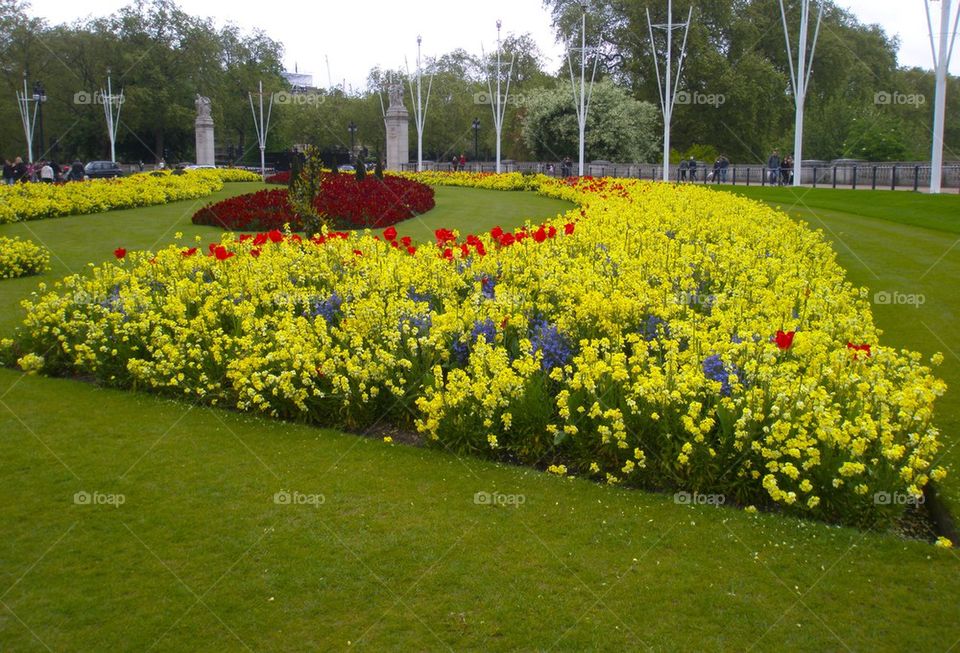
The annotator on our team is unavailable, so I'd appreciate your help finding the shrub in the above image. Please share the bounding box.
[0,236,50,279]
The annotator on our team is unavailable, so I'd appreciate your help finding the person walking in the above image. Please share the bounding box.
[712,158,721,184]
[767,150,780,185]
[719,155,730,183]
[2,159,13,185]
[459,153,466,171]
[451,155,459,172]
[688,156,698,182]
[678,158,688,182]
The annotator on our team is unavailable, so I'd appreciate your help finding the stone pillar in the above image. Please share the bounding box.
[384,83,409,171]
[195,95,215,166]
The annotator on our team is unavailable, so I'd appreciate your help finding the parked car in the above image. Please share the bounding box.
[84,161,123,179]
[337,164,356,173]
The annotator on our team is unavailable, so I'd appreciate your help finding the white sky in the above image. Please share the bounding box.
[29,0,960,89]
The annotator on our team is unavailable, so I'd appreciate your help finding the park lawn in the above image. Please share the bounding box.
[1,182,958,651]
[718,185,960,509]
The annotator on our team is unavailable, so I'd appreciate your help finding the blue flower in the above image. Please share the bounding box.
[702,354,744,396]
[401,313,432,336]
[312,293,343,324]
[643,315,671,341]
[477,274,497,300]
[453,318,497,364]
[530,318,571,372]
[407,287,432,304]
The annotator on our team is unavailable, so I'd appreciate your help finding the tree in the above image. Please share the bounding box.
[521,80,659,162]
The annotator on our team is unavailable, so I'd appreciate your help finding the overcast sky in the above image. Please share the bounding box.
[29,0,960,89]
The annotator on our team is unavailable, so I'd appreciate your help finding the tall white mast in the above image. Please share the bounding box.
[780,0,823,187]
[926,0,959,193]
[647,0,693,182]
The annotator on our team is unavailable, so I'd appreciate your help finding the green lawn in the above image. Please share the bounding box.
[718,185,960,509]
[1,183,959,651]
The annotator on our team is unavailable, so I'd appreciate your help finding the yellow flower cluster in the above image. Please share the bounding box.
[0,236,50,279]
[0,168,256,223]
[397,170,546,191]
[8,174,947,527]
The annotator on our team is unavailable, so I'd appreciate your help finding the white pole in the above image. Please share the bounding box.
[496,21,502,173]
[780,0,823,187]
[249,81,273,181]
[103,72,123,164]
[647,3,692,182]
[417,37,423,171]
[16,76,36,164]
[485,20,514,174]
[928,0,958,194]
[579,9,586,176]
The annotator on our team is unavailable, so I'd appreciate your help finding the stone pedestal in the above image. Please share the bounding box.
[384,84,409,171]
[195,95,215,166]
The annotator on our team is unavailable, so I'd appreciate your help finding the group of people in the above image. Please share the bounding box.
[3,157,86,184]
[767,150,795,186]
[450,154,468,172]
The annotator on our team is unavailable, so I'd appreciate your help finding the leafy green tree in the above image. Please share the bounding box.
[521,80,659,162]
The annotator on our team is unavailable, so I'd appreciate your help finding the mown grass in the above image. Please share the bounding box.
[719,185,960,510]
[0,183,958,651]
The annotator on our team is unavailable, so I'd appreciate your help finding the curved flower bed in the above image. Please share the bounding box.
[0,236,50,279]
[5,176,946,529]
[0,169,256,224]
[192,175,435,230]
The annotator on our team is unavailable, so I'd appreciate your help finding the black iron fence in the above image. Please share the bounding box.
[398,161,960,192]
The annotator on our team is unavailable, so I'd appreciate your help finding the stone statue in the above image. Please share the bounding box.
[195,95,212,121]
[194,95,215,165]
[387,83,404,109]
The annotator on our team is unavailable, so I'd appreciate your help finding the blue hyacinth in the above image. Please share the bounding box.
[702,354,744,396]
[643,315,671,341]
[312,293,343,324]
[453,318,497,364]
[478,275,497,300]
[530,318,572,372]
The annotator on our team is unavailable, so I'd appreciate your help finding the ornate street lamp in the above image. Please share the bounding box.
[32,80,47,158]
[348,121,357,154]
[472,118,480,166]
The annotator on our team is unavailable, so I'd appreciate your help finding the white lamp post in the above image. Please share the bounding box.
[101,68,124,164]
[15,73,39,164]
[484,20,515,174]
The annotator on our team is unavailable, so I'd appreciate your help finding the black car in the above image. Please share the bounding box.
[83,161,123,179]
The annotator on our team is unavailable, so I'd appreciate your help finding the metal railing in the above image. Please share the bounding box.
[398,161,960,192]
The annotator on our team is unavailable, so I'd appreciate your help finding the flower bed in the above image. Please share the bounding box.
[0,236,50,279]
[0,169,254,223]
[191,175,435,230]
[6,176,946,529]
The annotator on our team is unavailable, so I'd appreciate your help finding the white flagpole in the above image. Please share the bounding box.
[647,0,692,182]
[16,75,37,164]
[926,0,958,193]
[249,81,273,181]
[780,0,823,187]
[566,4,598,177]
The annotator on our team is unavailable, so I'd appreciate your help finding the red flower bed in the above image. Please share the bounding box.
[192,188,297,231]
[265,171,291,184]
[192,176,434,231]
[317,175,435,228]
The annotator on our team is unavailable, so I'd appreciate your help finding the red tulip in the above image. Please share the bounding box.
[250,248,261,258]
[114,248,126,259]
[564,223,575,235]
[267,229,283,243]
[383,226,398,241]
[533,226,547,243]
[847,342,871,358]
[214,246,234,261]
[774,330,795,350]
[182,247,197,257]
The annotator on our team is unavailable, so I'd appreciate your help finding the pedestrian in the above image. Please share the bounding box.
[562,156,572,177]
[782,154,793,185]
[767,150,780,185]
[12,157,27,183]
[69,159,85,181]
[688,156,698,182]
[451,155,458,172]
[2,159,13,185]
[459,153,466,171]
[678,158,689,182]
[712,158,721,184]
[719,155,730,183]
[39,160,55,183]
[138,160,144,172]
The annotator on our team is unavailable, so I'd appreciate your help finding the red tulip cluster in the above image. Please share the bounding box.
[191,176,434,231]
